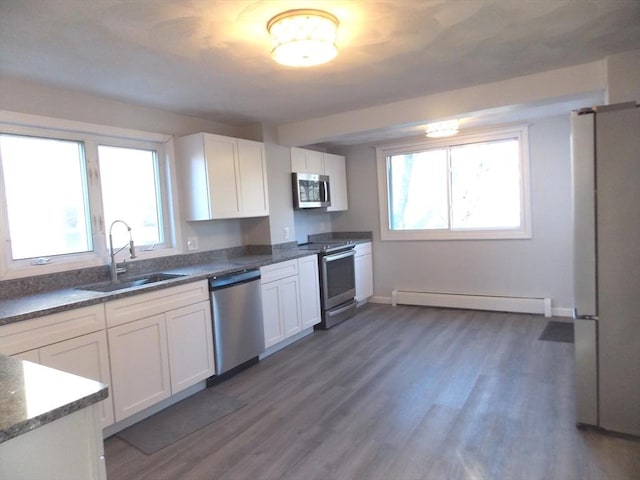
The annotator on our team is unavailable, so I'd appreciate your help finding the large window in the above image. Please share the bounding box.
[377,125,531,240]
[98,145,164,248]
[0,118,176,277]
[0,135,92,260]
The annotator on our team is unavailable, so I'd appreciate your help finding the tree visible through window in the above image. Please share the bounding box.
[378,126,530,240]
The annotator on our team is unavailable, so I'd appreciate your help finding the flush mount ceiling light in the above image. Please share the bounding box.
[267,9,339,67]
[425,120,459,138]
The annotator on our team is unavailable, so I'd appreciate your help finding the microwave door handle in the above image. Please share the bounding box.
[321,180,331,204]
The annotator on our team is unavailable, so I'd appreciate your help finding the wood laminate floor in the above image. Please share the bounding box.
[105,305,640,480]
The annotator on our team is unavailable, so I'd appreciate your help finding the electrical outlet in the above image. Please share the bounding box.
[186,237,199,251]
[283,227,290,240]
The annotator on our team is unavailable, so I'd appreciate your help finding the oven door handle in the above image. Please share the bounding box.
[322,250,355,263]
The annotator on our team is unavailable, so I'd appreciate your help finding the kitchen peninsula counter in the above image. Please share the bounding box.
[0,353,108,479]
[0,353,107,443]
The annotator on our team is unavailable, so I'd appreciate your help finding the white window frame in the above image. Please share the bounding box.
[376,125,532,241]
[0,111,182,279]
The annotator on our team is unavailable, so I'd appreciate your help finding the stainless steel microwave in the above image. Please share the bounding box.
[292,172,331,209]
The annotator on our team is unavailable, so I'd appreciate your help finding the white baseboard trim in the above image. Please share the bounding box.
[357,295,573,318]
[392,290,552,316]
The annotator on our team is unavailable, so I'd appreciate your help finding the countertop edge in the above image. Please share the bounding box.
[0,387,108,443]
[0,248,345,325]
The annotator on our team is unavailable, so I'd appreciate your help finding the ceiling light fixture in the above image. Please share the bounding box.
[425,120,459,138]
[267,9,339,67]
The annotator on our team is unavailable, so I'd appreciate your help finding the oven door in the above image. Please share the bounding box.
[321,249,356,310]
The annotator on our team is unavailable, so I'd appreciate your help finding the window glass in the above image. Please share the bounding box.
[0,134,92,259]
[450,139,521,230]
[388,149,448,230]
[378,126,530,240]
[98,145,163,247]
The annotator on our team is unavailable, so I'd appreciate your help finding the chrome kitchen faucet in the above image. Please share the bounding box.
[109,220,136,282]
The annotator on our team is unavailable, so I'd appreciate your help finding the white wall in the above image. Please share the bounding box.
[605,50,640,104]
[333,114,574,312]
[293,210,333,244]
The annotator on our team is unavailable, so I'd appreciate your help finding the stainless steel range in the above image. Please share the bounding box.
[299,241,357,329]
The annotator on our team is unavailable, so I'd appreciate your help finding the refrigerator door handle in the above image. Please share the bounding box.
[570,111,598,317]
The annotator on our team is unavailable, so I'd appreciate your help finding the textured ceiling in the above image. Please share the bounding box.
[1,0,639,129]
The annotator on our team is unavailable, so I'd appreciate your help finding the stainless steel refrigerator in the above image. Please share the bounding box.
[571,102,640,436]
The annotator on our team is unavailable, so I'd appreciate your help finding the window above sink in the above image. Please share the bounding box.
[0,112,181,280]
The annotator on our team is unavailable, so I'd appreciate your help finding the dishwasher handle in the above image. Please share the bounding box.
[209,269,261,291]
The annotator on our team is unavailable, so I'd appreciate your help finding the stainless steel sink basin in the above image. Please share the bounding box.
[76,273,186,293]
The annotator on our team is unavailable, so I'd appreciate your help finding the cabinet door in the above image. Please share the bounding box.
[204,134,242,218]
[39,331,115,428]
[324,153,348,211]
[261,276,301,348]
[238,139,269,217]
[280,275,302,338]
[355,246,374,303]
[166,301,215,394]
[108,314,171,422]
[291,147,324,173]
[298,255,321,329]
[261,282,286,348]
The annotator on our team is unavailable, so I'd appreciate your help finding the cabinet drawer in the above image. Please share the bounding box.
[260,259,298,284]
[355,242,372,256]
[0,304,106,356]
[105,280,209,328]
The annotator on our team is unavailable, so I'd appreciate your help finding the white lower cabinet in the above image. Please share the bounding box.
[260,281,285,347]
[0,304,115,429]
[355,242,374,303]
[166,301,215,394]
[108,314,171,422]
[39,331,115,428]
[260,255,320,350]
[0,404,106,480]
[281,277,302,338]
[105,280,214,422]
[298,254,321,329]
[261,269,301,348]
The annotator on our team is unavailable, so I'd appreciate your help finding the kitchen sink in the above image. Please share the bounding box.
[76,273,186,293]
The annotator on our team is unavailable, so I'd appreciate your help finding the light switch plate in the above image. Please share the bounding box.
[186,237,199,251]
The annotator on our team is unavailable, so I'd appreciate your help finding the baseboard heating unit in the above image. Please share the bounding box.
[391,290,552,317]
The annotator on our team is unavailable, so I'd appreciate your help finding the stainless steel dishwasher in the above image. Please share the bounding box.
[208,269,265,377]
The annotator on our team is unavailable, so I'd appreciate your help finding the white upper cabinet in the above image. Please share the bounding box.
[291,147,324,174]
[323,152,348,212]
[290,147,348,211]
[176,133,269,220]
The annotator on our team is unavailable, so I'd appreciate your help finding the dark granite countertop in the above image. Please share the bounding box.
[0,354,108,443]
[0,249,318,326]
[0,233,373,326]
